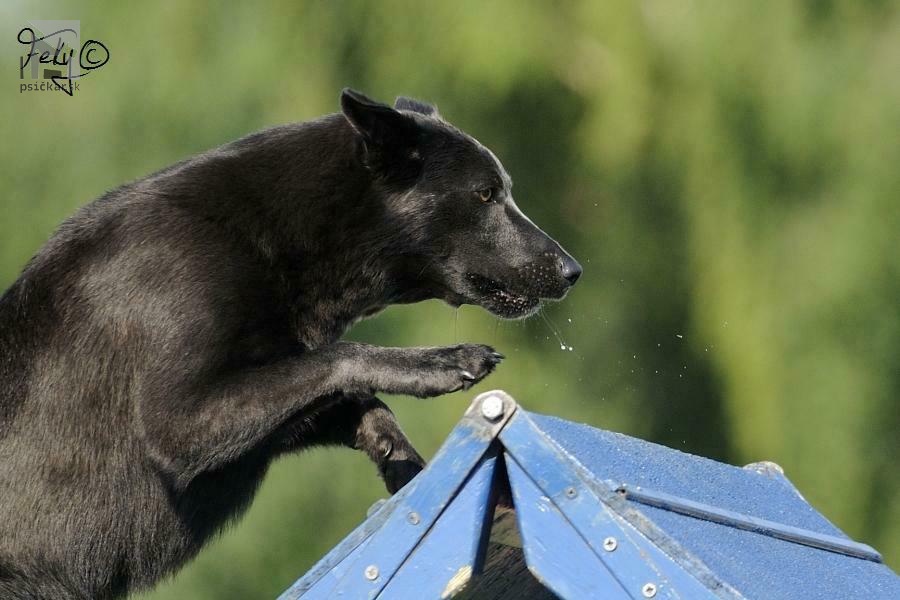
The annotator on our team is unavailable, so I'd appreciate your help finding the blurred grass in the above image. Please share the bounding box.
[2,1,898,596]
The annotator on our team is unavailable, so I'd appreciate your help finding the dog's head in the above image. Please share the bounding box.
[341,88,581,319]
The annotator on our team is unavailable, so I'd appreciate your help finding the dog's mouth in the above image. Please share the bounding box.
[461,273,542,319]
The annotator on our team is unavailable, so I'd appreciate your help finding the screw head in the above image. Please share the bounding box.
[565,486,578,499]
[642,582,658,597]
[603,536,618,552]
[407,511,420,525]
[481,395,504,421]
[364,565,379,581]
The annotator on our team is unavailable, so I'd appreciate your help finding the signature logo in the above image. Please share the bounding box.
[17,20,109,96]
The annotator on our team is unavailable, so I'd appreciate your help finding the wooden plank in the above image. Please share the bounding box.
[506,457,630,599]
[501,410,733,600]
[379,451,498,599]
[328,404,511,599]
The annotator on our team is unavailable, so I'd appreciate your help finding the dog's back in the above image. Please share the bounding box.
[0,152,296,598]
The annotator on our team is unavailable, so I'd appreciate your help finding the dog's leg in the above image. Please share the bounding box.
[340,342,505,399]
[275,393,424,493]
[141,342,499,487]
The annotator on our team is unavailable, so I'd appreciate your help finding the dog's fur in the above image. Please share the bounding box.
[0,89,580,599]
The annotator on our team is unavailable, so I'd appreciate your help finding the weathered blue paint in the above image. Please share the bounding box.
[280,391,900,600]
[328,400,512,598]
[505,456,629,598]
[278,481,406,599]
[501,410,726,599]
[379,450,499,598]
[741,461,804,498]
[532,412,900,600]
[532,414,847,538]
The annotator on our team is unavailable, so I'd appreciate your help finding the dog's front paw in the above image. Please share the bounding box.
[410,343,504,398]
[379,438,426,494]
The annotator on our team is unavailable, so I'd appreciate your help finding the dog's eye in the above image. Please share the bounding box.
[476,188,494,203]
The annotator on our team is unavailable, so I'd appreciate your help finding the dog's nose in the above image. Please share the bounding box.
[559,255,582,286]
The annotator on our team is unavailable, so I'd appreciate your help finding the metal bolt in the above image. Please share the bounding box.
[565,486,578,499]
[407,511,420,525]
[481,395,504,421]
[603,536,618,552]
[364,565,379,581]
[642,582,657,597]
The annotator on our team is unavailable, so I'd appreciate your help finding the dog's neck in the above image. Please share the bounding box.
[283,252,434,350]
[277,208,437,349]
[180,117,438,349]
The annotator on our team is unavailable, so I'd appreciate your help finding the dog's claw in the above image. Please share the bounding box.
[460,370,476,381]
[491,352,505,360]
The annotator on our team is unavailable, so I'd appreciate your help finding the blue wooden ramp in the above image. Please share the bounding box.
[279,391,900,599]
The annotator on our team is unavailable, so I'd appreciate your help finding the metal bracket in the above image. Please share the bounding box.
[463,389,518,438]
[616,484,882,562]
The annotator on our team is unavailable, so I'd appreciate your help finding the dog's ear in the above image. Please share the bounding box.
[394,96,439,117]
[341,88,417,147]
[340,88,423,182]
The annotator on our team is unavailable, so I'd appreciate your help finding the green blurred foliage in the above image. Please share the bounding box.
[2,0,898,596]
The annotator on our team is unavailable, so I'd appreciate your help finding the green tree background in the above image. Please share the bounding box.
[2,1,898,597]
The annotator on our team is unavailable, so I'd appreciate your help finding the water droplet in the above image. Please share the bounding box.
[560,344,566,350]
[676,334,683,339]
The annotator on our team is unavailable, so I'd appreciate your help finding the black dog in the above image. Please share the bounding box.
[0,89,581,599]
